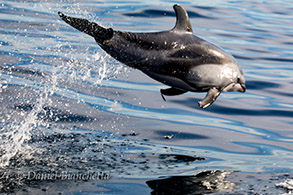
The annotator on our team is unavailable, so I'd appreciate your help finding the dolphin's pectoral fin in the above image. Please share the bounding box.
[198,88,221,109]
[160,88,187,101]
[58,12,113,43]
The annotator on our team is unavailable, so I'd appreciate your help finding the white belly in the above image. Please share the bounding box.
[142,70,198,91]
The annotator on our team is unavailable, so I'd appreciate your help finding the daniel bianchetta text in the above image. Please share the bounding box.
[1,171,110,181]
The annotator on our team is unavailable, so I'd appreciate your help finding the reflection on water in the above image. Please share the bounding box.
[147,170,236,194]
[0,0,292,194]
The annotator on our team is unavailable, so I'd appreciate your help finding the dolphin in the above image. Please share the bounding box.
[58,4,245,108]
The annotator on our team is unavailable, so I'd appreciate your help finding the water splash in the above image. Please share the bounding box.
[0,47,121,168]
[63,53,119,85]
[0,67,58,167]
[276,179,293,194]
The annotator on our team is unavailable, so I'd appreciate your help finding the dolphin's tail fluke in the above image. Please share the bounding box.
[58,12,113,43]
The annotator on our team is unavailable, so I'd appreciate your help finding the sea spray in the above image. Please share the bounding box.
[0,49,122,168]
[63,52,124,86]
[0,67,58,167]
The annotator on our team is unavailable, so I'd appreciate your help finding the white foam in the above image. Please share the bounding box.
[276,179,293,194]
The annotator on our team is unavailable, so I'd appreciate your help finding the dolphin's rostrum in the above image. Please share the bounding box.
[58,4,245,108]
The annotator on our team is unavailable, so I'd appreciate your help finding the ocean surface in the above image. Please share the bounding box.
[0,0,292,194]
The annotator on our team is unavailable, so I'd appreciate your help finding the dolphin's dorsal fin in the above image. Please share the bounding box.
[172,4,193,33]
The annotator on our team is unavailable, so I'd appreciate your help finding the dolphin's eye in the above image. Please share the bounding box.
[237,77,241,83]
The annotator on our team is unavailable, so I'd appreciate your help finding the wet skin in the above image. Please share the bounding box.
[58,4,246,108]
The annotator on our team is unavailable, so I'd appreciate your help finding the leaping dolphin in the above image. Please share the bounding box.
[58,4,245,108]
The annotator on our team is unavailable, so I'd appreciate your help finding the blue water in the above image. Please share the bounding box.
[0,0,292,194]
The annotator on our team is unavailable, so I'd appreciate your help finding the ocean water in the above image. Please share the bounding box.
[0,0,292,194]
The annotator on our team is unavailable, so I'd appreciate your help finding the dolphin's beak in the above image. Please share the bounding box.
[240,83,246,92]
[222,83,246,93]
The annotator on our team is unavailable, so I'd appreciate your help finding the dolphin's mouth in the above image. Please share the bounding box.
[240,83,246,92]
[222,83,246,93]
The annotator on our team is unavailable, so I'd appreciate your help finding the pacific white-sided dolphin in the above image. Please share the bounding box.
[58,4,246,108]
